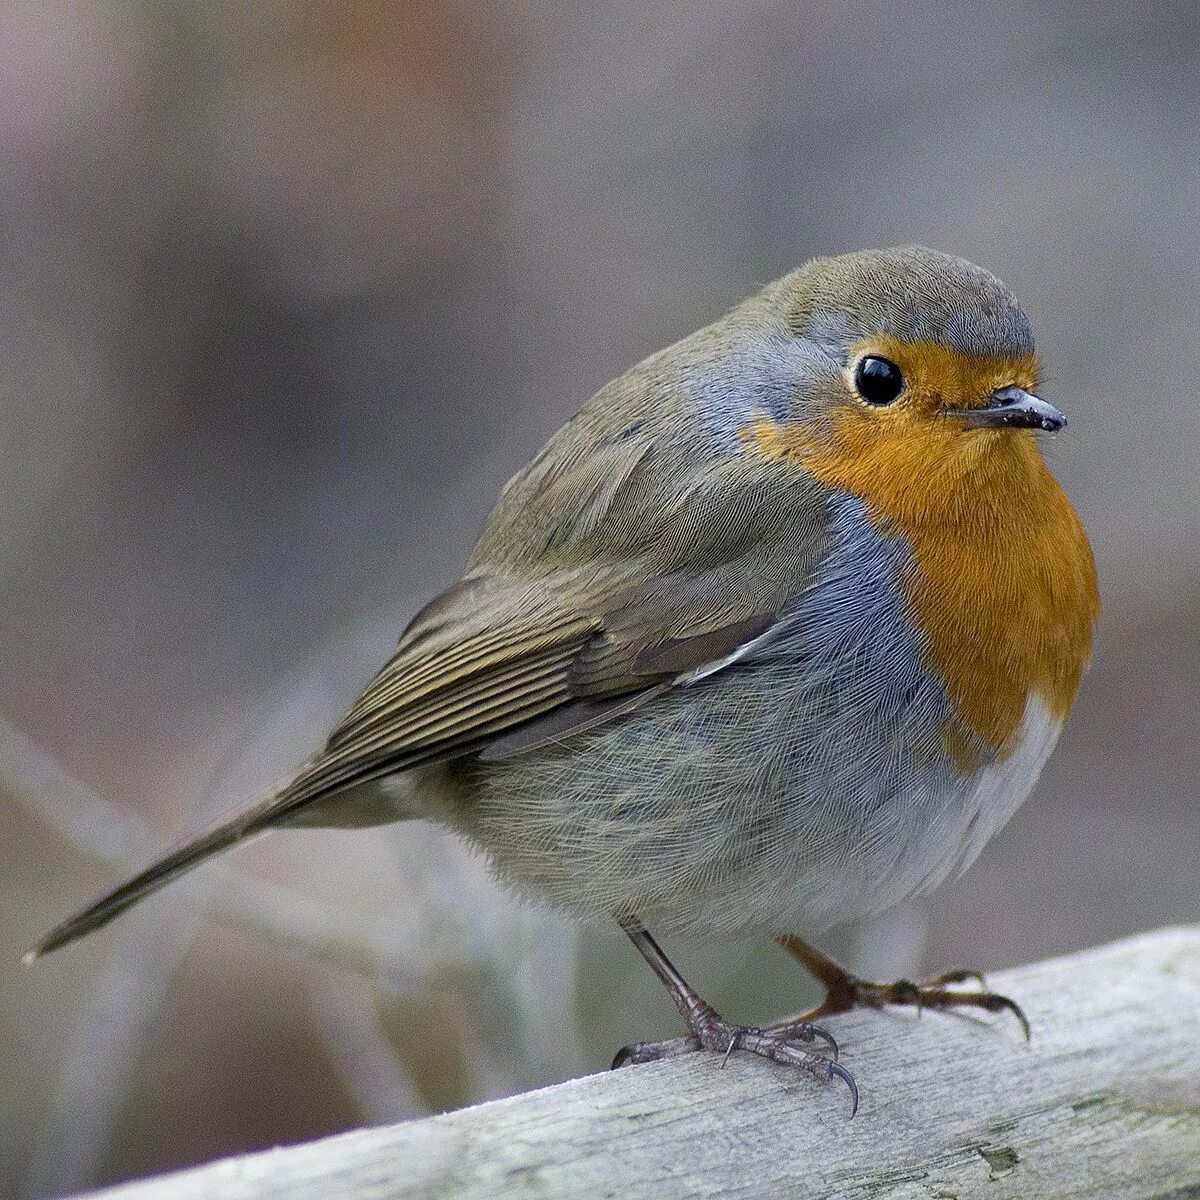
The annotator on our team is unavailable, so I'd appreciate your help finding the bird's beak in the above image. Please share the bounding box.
[948,386,1066,432]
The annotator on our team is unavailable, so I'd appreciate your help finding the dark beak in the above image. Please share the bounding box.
[949,386,1066,432]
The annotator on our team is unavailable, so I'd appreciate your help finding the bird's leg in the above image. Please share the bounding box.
[611,916,858,1112]
[772,934,1030,1040]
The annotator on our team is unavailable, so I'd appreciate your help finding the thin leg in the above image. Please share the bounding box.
[773,934,1030,1040]
[612,916,858,1115]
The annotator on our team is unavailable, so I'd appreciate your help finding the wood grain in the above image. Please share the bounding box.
[73,926,1200,1200]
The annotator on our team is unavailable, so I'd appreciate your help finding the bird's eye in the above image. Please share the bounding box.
[853,355,904,406]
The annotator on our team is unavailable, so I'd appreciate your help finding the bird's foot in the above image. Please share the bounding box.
[819,968,1031,1040]
[611,999,858,1115]
[774,935,1030,1041]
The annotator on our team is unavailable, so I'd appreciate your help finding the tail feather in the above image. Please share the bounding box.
[26,792,286,960]
[23,758,367,960]
[28,718,440,961]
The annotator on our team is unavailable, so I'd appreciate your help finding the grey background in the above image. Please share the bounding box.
[2,2,1197,1196]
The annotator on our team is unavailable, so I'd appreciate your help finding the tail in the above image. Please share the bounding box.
[24,764,408,961]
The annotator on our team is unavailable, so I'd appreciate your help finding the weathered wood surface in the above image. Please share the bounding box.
[74,926,1200,1200]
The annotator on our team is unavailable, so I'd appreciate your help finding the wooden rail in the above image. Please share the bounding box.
[71,925,1200,1200]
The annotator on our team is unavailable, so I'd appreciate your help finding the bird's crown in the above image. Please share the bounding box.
[784,245,1034,362]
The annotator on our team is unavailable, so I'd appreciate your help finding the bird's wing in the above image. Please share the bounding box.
[27,429,833,958]
[284,445,833,807]
[25,542,810,959]
[307,587,750,784]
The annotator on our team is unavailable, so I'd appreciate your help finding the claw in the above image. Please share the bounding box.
[720,1033,740,1069]
[984,993,1032,1042]
[828,1060,860,1118]
[812,1024,839,1061]
[617,923,858,1104]
[931,968,988,990]
[764,1018,840,1061]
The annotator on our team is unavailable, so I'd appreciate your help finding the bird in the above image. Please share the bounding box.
[28,246,1099,1112]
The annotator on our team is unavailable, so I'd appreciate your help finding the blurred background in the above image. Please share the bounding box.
[2,1,1198,1195]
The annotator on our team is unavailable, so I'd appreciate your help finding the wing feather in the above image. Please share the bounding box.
[296,449,835,809]
[29,344,843,958]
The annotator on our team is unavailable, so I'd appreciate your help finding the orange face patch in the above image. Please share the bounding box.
[743,338,1099,756]
[846,333,1040,414]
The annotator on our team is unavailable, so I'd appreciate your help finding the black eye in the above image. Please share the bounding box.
[853,355,904,406]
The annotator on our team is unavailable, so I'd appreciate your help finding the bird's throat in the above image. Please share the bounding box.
[745,415,1099,755]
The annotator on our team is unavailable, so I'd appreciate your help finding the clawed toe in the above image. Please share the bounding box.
[611,1032,701,1068]
[611,1013,857,1115]
[764,1016,840,1060]
[776,935,1030,1040]
[929,968,988,989]
[915,978,1030,1041]
[614,921,859,1112]
[973,990,1031,1041]
[861,973,1031,1041]
[827,1060,860,1118]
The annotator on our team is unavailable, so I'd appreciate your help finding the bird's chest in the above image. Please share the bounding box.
[456,491,1069,936]
[788,432,1097,759]
[744,490,972,776]
[613,490,1064,928]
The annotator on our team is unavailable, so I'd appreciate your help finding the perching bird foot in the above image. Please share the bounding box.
[611,999,858,1114]
[613,919,859,1115]
[825,970,1031,1040]
[776,935,1031,1040]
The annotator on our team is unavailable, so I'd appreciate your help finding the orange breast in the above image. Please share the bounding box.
[748,413,1099,756]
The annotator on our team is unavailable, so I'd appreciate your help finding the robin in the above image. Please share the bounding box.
[29,246,1099,1111]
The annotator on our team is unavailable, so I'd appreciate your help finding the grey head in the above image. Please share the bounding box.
[782,245,1035,362]
[674,246,1038,441]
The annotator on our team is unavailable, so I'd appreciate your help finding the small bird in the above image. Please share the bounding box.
[29,246,1099,1111]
